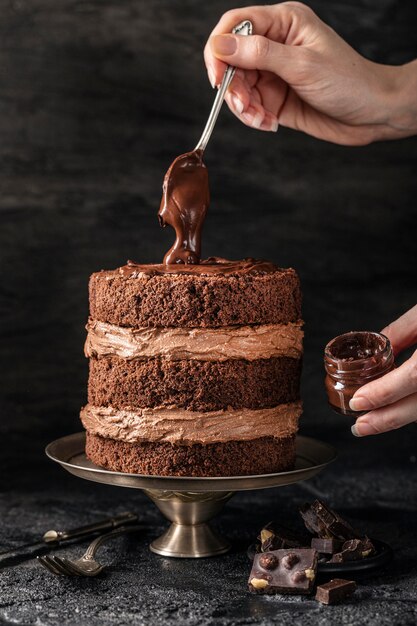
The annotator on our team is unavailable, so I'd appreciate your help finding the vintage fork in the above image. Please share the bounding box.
[37,524,142,577]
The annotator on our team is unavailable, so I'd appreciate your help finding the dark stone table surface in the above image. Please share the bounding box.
[1,0,417,624]
[1,416,417,626]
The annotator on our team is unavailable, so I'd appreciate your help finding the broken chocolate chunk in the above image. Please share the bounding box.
[311,537,343,555]
[258,522,306,552]
[330,536,375,563]
[248,548,318,595]
[315,579,356,604]
[300,500,359,540]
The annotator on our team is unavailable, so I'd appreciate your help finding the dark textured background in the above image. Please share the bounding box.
[0,1,417,624]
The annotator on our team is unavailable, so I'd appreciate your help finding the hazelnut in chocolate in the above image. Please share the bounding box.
[330,537,375,563]
[248,548,318,594]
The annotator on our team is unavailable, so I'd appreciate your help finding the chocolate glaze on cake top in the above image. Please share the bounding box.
[119,257,278,277]
[158,149,209,265]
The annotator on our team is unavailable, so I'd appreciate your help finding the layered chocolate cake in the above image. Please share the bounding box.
[80,148,303,476]
[81,258,303,476]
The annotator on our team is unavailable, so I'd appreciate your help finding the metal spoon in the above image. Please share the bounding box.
[195,19,253,153]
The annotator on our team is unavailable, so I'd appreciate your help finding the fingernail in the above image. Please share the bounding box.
[208,67,216,89]
[231,94,244,114]
[349,396,369,412]
[211,35,237,56]
[352,420,377,437]
[242,110,264,129]
[260,118,279,132]
[351,424,361,437]
[252,112,264,129]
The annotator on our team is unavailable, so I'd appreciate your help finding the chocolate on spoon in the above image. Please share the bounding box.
[158,20,253,265]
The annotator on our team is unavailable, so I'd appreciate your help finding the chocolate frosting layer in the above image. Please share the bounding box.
[85,319,304,362]
[81,402,302,444]
[158,149,209,264]
[119,257,279,278]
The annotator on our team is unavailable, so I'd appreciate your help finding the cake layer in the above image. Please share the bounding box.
[86,432,296,476]
[88,355,302,411]
[81,401,301,444]
[89,263,301,328]
[85,319,303,362]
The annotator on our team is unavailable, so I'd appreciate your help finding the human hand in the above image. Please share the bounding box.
[204,2,417,145]
[350,304,417,436]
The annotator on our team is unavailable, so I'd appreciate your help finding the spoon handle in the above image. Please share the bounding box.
[195,19,253,153]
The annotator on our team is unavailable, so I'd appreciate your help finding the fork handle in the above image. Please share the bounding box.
[83,525,142,561]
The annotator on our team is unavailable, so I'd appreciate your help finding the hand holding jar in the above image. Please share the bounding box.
[349,305,417,437]
[325,306,417,437]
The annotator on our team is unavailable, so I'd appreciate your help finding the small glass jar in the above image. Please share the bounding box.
[324,331,395,416]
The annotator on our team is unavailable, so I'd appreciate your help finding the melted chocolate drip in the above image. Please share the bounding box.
[119,257,278,278]
[158,149,209,265]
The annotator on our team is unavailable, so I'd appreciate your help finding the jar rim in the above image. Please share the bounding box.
[324,331,391,367]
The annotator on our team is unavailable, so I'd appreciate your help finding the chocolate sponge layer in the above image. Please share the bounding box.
[89,268,301,328]
[88,355,302,411]
[86,432,296,477]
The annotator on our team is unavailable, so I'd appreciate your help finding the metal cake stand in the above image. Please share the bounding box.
[46,432,337,559]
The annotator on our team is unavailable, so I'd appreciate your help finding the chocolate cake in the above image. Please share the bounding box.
[81,257,303,476]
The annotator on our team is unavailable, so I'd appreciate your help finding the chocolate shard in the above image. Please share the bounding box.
[258,522,306,552]
[300,500,359,541]
[311,537,343,555]
[315,579,356,605]
[248,548,318,595]
[330,536,375,563]
[299,502,326,536]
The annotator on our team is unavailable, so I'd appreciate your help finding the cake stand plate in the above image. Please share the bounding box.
[46,432,337,559]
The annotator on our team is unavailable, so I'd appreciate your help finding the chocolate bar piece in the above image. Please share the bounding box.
[315,579,356,604]
[330,537,375,563]
[311,537,342,555]
[248,548,318,595]
[259,522,305,552]
[300,500,358,540]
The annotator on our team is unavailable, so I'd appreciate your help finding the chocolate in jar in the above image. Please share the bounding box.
[324,331,394,416]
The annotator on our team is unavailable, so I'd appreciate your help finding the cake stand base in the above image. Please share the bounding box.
[144,489,232,557]
[46,432,336,558]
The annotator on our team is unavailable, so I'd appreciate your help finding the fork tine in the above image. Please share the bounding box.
[52,556,82,577]
[37,556,57,575]
[37,555,66,576]
[45,555,74,576]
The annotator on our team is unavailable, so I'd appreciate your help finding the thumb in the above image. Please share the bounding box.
[210,33,299,80]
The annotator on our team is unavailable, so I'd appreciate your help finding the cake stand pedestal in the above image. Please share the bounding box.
[46,433,336,558]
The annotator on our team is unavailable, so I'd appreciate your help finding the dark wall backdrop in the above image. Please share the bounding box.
[1,0,417,483]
